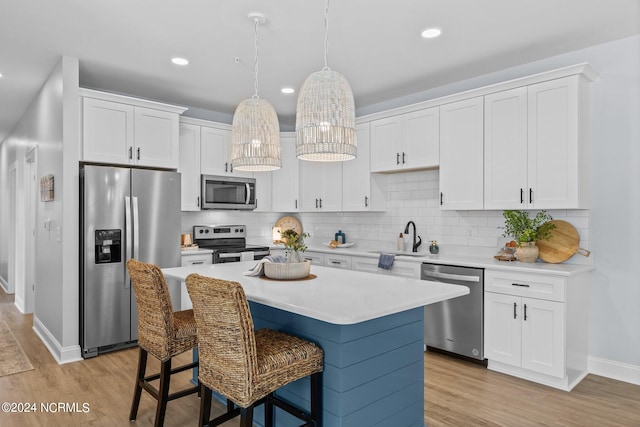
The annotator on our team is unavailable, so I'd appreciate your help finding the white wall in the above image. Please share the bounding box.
[0,57,81,363]
[183,35,640,379]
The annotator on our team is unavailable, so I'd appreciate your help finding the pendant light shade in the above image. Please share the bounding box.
[296,69,356,161]
[231,13,281,172]
[295,0,357,162]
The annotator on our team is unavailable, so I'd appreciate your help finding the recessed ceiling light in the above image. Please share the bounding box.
[171,57,189,66]
[281,87,295,94]
[421,28,442,39]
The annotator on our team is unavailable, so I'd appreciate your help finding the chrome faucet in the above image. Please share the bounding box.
[403,221,422,252]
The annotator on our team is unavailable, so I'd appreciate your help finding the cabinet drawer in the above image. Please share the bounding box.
[485,270,565,302]
[181,253,212,267]
[324,254,352,269]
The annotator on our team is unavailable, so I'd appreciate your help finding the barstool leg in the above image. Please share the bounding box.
[239,406,254,427]
[264,393,274,427]
[154,359,172,427]
[199,385,212,427]
[130,348,148,421]
[311,372,323,427]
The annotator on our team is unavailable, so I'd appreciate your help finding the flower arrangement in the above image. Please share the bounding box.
[280,229,310,263]
[501,210,555,245]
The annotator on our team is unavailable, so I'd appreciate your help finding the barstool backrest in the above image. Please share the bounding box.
[126,259,175,359]
[185,274,258,405]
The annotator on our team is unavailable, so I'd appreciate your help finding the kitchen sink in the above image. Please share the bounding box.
[368,250,429,257]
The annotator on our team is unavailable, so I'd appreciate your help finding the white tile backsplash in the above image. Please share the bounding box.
[182,169,592,265]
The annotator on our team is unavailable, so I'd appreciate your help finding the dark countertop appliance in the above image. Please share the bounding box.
[193,225,269,263]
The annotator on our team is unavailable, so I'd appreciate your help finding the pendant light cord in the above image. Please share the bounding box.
[253,18,260,99]
[323,0,330,71]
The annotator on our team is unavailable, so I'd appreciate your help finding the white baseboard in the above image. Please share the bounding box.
[589,356,640,386]
[14,295,25,313]
[33,316,83,365]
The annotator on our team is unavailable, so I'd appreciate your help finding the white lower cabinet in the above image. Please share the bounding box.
[484,269,588,391]
[180,252,212,310]
[324,254,352,270]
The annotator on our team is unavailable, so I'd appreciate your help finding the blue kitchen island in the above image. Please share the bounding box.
[163,261,468,427]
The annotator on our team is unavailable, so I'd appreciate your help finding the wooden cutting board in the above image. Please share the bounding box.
[536,220,590,263]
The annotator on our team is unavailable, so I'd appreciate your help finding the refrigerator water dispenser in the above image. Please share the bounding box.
[95,229,121,264]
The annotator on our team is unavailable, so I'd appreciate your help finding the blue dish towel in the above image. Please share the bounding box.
[378,253,395,270]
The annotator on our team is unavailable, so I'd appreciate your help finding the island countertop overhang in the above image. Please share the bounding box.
[162,261,469,325]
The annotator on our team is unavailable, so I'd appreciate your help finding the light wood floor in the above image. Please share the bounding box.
[1,289,639,427]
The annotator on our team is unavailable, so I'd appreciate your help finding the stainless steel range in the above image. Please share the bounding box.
[193,225,269,263]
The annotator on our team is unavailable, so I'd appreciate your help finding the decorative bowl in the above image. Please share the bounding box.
[264,260,311,280]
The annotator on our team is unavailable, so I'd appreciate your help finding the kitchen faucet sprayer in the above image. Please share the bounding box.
[403,221,422,253]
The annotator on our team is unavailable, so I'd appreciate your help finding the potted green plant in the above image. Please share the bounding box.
[501,210,555,262]
[280,229,310,262]
[265,229,312,279]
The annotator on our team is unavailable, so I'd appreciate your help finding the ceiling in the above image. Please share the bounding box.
[1,0,639,142]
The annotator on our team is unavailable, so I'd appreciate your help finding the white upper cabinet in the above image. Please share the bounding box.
[299,159,342,212]
[342,123,385,211]
[439,97,484,210]
[271,134,300,212]
[484,87,528,209]
[200,125,252,178]
[527,75,587,209]
[200,125,231,175]
[82,98,134,165]
[253,170,273,212]
[370,107,439,172]
[81,89,185,169]
[484,75,588,210]
[178,123,201,211]
[133,107,180,168]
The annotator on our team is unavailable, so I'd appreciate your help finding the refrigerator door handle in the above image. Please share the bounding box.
[132,196,140,260]
[124,196,132,289]
[245,183,251,205]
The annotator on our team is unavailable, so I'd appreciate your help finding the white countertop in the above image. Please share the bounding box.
[269,243,594,276]
[162,261,469,325]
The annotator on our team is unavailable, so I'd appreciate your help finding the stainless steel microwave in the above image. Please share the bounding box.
[201,175,256,210]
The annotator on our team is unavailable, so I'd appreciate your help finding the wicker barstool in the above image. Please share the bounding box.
[126,259,199,427]
[185,273,324,427]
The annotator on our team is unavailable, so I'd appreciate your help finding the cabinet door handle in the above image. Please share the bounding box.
[137,147,141,160]
[225,162,228,172]
[330,260,341,265]
[197,196,200,207]
[129,147,133,160]
[511,283,530,287]
[319,198,323,208]
[230,163,233,173]
[524,303,528,321]
[529,188,533,204]
[440,192,444,206]
[191,261,204,265]
[295,199,298,210]
[520,188,524,204]
[365,196,369,207]
[396,152,400,165]
[402,152,406,164]
[514,302,517,319]
[315,198,318,208]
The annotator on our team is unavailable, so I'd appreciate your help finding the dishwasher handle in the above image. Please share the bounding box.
[423,270,480,283]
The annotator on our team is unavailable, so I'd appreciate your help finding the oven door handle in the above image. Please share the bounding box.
[219,252,243,259]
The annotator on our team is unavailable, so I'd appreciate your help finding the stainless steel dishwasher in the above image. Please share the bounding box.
[421,263,485,362]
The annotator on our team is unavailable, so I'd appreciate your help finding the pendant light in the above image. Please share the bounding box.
[295,0,357,162]
[231,13,281,171]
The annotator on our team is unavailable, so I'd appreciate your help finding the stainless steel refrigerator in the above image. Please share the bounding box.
[80,165,181,358]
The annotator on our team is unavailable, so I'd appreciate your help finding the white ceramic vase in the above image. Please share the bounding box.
[516,241,539,263]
